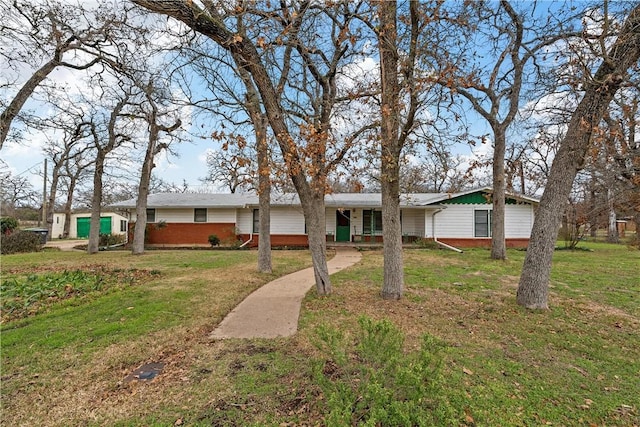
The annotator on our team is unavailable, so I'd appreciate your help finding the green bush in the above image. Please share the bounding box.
[1,217,19,234]
[0,231,42,255]
[99,233,125,247]
[208,234,220,246]
[312,316,455,426]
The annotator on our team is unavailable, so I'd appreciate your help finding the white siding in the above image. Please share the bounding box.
[238,207,306,235]
[237,209,253,234]
[505,204,534,237]
[155,208,194,223]
[401,209,425,236]
[325,208,335,235]
[271,207,306,234]
[208,208,236,223]
[433,203,535,238]
[435,204,474,238]
[51,214,65,239]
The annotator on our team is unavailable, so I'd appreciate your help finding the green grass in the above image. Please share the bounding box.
[1,244,638,426]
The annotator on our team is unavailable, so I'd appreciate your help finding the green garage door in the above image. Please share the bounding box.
[76,217,112,238]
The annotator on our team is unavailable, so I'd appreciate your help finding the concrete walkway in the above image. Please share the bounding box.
[210,247,362,339]
[44,239,87,251]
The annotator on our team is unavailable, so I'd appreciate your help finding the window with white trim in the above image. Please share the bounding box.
[252,209,259,233]
[120,220,127,232]
[146,208,156,223]
[194,208,207,223]
[474,209,491,237]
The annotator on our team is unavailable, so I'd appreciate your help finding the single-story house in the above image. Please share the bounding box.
[111,188,538,249]
[51,212,129,239]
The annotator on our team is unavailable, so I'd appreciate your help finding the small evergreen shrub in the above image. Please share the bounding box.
[312,316,455,426]
[1,217,19,234]
[208,234,220,246]
[0,231,42,254]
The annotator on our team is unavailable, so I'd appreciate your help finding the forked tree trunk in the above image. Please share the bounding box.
[517,5,640,309]
[132,132,156,255]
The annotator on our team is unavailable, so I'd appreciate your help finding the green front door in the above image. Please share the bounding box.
[76,217,111,238]
[336,210,351,242]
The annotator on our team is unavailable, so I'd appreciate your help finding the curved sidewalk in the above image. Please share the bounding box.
[210,247,362,339]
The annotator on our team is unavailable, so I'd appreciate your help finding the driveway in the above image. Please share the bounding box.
[44,239,87,251]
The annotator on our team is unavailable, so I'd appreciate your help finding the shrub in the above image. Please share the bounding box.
[312,316,455,426]
[1,217,19,234]
[99,233,125,247]
[0,231,42,255]
[208,234,220,247]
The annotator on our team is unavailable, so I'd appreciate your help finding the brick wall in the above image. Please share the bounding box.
[130,222,238,246]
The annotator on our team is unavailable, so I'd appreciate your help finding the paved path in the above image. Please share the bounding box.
[210,247,362,339]
[44,239,87,251]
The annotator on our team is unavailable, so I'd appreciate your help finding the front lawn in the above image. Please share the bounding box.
[1,244,638,426]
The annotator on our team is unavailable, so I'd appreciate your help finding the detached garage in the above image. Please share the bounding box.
[51,212,128,239]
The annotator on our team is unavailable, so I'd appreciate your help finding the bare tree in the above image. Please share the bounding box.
[87,89,134,254]
[517,4,640,309]
[133,0,370,294]
[0,0,128,149]
[131,79,182,255]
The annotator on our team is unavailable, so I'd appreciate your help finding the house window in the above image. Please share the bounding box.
[146,208,156,223]
[363,209,383,235]
[474,209,492,237]
[253,209,259,233]
[120,220,127,232]
[194,208,207,223]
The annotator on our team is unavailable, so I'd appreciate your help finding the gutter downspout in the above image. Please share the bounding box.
[240,233,253,248]
[432,208,463,253]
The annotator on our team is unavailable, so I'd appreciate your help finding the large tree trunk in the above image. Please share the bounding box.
[517,6,640,309]
[300,193,330,295]
[88,152,106,254]
[256,118,272,273]
[132,128,157,255]
[378,0,404,300]
[491,126,507,259]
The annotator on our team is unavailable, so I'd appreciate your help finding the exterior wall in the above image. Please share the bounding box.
[141,222,237,246]
[50,212,127,239]
[238,233,309,248]
[433,204,473,238]
[208,208,236,223]
[401,209,425,236]
[504,204,535,238]
[271,207,306,234]
[433,203,534,239]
